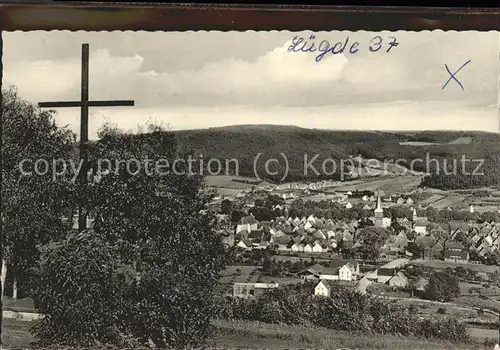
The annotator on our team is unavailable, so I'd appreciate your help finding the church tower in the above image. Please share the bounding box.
[374,188,383,228]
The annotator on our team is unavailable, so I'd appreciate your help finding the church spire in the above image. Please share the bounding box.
[375,188,383,213]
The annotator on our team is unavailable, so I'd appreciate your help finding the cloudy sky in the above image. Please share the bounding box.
[3,30,499,139]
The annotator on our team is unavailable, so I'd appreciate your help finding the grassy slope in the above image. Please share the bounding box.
[4,318,487,350]
[211,319,480,350]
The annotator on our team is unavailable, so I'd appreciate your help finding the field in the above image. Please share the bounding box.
[417,187,500,211]
[457,296,500,314]
[4,317,490,350]
[205,175,264,189]
[418,193,445,207]
[333,176,421,194]
[212,319,484,350]
[3,296,35,312]
[428,194,469,209]
[399,136,473,146]
[389,296,498,322]
[3,319,36,348]
[206,174,423,199]
[412,259,500,274]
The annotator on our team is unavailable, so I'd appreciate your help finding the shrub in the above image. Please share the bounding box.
[436,307,447,314]
[217,282,470,343]
[369,299,418,336]
[416,318,470,342]
[424,271,460,302]
[31,230,131,347]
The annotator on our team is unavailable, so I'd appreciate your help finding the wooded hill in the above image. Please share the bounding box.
[84,125,499,189]
[169,125,500,189]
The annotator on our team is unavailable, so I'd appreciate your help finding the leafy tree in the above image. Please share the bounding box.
[262,256,273,274]
[424,271,460,302]
[33,122,227,348]
[406,230,416,241]
[355,227,389,261]
[2,87,76,299]
[32,230,131,347]
[220,199,233,214]
[231,210,243,223]
[390,220,405,234]
[406,240,425,259]
[249,206,273,221]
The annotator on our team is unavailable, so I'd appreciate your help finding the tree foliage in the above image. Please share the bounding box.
[32,230,132,347]
[354,227,390,261]
[424,271,460,302]
[218,282,469,342]
[2,86,76,298]
[32,122,227,348]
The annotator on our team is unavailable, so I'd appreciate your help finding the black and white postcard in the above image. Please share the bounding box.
[2,29,500,349]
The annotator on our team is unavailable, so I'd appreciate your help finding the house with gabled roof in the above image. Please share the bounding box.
[330,259,360,281]
[291,243,304,252]
[312,242,326,253]
[314,280,333,297]
[314,230,326,240]
[387,271,408,288]
[298,263,354,281]
[237,239,253,250]
[236,215,259,234]
[444,241,469,263]
[377,268,398,284]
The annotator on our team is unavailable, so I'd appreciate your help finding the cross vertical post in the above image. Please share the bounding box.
[38,43,135,233]
[80,43,89,231]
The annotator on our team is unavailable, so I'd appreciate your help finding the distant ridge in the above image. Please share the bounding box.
[169,124,499,184]
[205,124,307,132]
[172,124,498,136]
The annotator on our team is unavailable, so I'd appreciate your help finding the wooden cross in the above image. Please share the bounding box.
[38,43,134,232]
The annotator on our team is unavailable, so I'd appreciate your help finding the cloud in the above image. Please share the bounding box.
[3,30,498,136]
[4,40,350,108]
[5,31,497,110]
[4,49,144,103]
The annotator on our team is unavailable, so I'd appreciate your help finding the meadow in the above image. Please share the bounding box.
[5,318,492,350]
[412,259,500,274]
[211,319,486,350]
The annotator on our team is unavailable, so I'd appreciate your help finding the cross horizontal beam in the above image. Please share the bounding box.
[38,100,135,108]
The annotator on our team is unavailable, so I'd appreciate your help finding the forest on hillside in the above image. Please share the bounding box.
[171,126,500,189]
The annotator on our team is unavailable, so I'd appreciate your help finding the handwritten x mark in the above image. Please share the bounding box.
[442,60,471,91]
